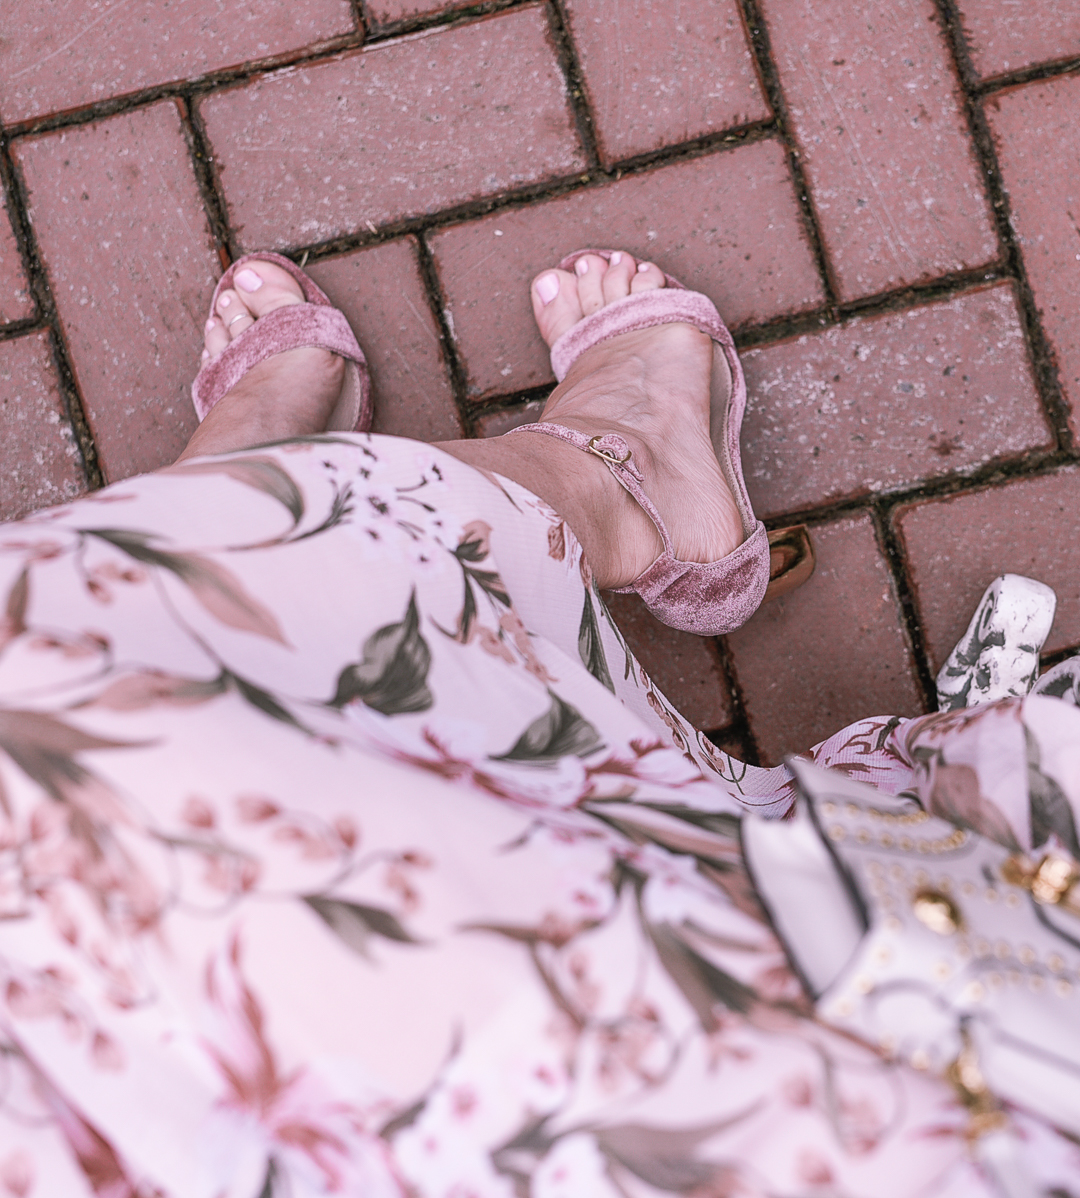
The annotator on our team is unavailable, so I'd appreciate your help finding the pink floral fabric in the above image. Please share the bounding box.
[0,434,1073,1197]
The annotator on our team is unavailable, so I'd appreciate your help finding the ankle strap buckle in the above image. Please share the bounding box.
[586,435,633,466]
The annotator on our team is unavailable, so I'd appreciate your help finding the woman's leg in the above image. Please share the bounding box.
[177,260,346,461]
[182,252,743,593]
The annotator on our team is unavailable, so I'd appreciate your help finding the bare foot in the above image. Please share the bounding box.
[176,260,346,462]
[526,251,744,589]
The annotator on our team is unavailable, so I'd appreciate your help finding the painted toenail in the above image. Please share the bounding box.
[201,349,209,361]
[219,294,231,308]
[536,273,560,305]
[610,251,622,265]
[637,262,651,272]
[575,258,589,276]
[235,268,263,292]
[205,318,215,332]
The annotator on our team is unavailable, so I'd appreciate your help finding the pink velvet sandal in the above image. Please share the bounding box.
[508,248,790,638]
[191,251,372,433]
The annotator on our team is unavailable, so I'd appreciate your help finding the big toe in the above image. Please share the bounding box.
[531,268,583,347]
[530,251,670,350]
[203,258,307,360]
[230,260,306,318]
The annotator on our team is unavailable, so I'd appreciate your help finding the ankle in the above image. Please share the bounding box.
[434,431,662,590]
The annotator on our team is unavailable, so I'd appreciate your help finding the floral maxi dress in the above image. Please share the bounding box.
[0,433,1075,1198]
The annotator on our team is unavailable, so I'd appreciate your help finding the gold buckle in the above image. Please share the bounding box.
[586,435,632,466]
[1002,850,1080,911]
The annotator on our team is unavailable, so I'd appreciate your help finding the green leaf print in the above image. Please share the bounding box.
[84,529,287,644]
[578,590,615,693]
[303,895,422,959]
[330,591,434,716]
[491,691,604,764]
[225,672,308,733]
[1027,725,1080,856]
[647,922,756,1030]
[596,1117,757,1194]
[167,457,305,527]
[0,710,140,804]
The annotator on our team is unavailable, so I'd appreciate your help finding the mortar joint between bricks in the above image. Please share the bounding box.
[712,636,762,769]
[360,0,531,41]
[281,125,800,286]
[179,94,238,265]
[731,262,1010,352]
[414,233,478,437]
[975,55,1080,100]
[735,0,840,310]
[543,0,602,173]
[0,134,104,491]
[930,0,1077,458]
[871,500,939,714]
[1,35,368,142]
[755,444,1078,535]
[349,0,369,37]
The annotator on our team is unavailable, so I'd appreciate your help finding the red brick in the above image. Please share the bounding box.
[13,103,221,481]
[0,0,355,125]
[741,283,1051,520]
[431,140,825,401]
[564,0,769,166]
[987,75,1080,442]
[365,0,472,26]
[762,0,997,301]
[0,196,33,326]
[306,238,462,442]
[727,511,922,764]
[896,468,1080,672]
[201,7,585,251]
[475,400,546,438]
[0,332,86,519]
[604,592,734,731]
[957,0,1080,79]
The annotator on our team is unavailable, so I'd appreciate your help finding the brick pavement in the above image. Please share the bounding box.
[1,0,1078,766]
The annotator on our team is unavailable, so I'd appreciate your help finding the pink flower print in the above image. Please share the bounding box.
[203,934,403,1195]
[0,1150,33,1198]
[235,796,280,823]
[181,796,215,829]
[796,1148,834,1187]
[498,610,556,683]
[783,1075,813,1108]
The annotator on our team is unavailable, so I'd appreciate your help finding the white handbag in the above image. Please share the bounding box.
[743,757,1080,1196]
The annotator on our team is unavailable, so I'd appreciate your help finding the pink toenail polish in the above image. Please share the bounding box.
[205,318,215,332]
[575,258,589,276]
[219,294,231,308]
[610,251,622,265]
[536,273,560,305]
[637,262,651,272]
[201,349,209,361]
[235,268,263,292]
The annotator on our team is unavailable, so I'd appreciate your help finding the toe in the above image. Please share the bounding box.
[231,260,306,318]
[531,268,583,347]
[217,289,256,342]
[573,254,609,317]
[217,289,255,340]
[601,250,636,304]
[630,261,666,293]
[204,315,231,360]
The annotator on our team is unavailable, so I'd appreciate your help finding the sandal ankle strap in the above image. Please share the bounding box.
[506,421,674,556]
